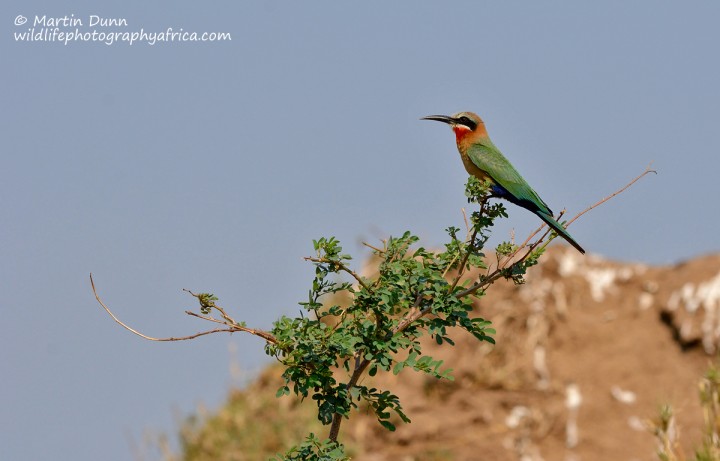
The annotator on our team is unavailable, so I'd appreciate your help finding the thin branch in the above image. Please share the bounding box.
[449,226,479,290]
[439,208,467,280]
[328,358,371,441]
[511,211,562,266]
[303,256,372,292]
[184,311,278,344]
[90,274,277,344]
[362,241,385,254]
[385,239,412,266]
[447,200,487,288]
[565,162,656,227]
[184,310,229,325]
[401,289,425,323]
[501,208,562,266]
[441,253,459,280]
[514,222,546,254]
[455,274,495,298]
[462,207,471,235]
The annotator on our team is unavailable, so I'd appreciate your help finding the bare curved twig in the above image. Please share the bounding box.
[565,162,656,227]
[90,274,277,344]
[512,163,656,260]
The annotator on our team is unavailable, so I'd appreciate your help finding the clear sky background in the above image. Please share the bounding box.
[2,2,719,460]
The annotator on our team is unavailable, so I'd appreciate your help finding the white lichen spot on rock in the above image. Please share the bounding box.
[666,271,720,353]
[565,383,582,448]
[639,292,654,310]
[585,268,618,302]
[610,386,636,404]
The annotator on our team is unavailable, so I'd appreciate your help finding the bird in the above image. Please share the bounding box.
[422,111,585,254]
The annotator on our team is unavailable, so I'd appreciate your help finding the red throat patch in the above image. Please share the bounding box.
[452,125,472,144]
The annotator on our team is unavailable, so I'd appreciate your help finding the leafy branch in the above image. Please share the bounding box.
[91,164,654,460]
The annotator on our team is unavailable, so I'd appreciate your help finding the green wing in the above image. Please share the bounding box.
[466,141,552,215]
[466,140,586,254]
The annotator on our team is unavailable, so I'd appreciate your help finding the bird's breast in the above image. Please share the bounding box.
[459,150,491,182]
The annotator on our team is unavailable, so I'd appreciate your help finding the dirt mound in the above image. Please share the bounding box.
[337,247,720,460]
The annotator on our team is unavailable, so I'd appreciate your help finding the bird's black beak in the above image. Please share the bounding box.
[421,115,456,125]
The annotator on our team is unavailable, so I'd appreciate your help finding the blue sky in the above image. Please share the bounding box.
[2,2,719,460]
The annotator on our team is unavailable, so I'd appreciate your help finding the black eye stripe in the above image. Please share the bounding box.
[458,116,477,131]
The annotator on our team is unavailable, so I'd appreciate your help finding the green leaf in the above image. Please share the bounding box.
[379,420,396,432]
[276,386,290,398]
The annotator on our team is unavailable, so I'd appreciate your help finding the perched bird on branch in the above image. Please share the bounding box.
[423,111,585,254]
